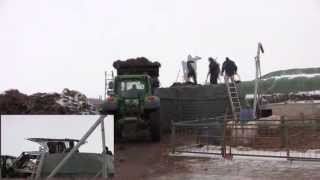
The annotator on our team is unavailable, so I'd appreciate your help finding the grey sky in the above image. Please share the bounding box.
[1,115,114,156]
[0,0,319,97]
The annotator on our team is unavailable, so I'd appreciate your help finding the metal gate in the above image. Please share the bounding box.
[171,116,320,161]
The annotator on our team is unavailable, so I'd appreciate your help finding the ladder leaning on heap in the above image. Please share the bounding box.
[224,76,241,122]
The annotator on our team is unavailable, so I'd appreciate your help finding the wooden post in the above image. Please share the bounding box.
[284,117,290,159]
[177,89,182,122]
[300,113,305,144]
[171,120,176,154]
[222,114,227,158]
[280,116,285,149]
[234,119,238,147]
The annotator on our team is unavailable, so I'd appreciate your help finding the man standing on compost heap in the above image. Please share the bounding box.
[186,55,201,84]
[207,57,220,84]
[221,57,238,82]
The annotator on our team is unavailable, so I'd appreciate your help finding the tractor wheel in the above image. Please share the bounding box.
[150,109,161,142]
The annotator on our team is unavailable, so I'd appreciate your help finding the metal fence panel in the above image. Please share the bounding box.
[172,117,320,161]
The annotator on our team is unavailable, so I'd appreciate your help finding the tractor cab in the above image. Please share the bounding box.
[26,138,84,153]
[115,75,152,98]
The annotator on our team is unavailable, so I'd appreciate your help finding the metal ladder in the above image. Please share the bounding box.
[225,77,241,122]
[104,71,114,100]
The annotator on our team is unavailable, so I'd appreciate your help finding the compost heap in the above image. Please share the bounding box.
[170,82,198,87]
[113,57,161,70]
[113,57,161,88]
[0,89,97,114]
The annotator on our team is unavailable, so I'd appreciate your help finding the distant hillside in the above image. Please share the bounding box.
[240,67,320,95]
[261,67,320,79]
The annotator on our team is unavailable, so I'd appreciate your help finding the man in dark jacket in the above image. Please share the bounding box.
[221,57,237,81]
[207,57,220,84]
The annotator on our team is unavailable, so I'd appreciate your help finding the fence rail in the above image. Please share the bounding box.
[171,116,320,161]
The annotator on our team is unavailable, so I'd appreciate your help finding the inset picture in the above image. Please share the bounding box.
[1,115,114,179]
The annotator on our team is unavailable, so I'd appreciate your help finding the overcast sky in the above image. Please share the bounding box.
[0,0,319,98]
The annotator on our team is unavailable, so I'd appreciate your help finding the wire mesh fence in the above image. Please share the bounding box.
[171,116,229,157]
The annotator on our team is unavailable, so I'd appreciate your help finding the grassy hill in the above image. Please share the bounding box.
[240,67,320,95]
[261,67,320,79]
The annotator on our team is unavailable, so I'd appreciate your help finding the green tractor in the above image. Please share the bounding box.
[100,57,161,142]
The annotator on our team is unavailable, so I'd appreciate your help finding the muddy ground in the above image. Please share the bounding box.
[114,135,320,180]
[114,135,189,180]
